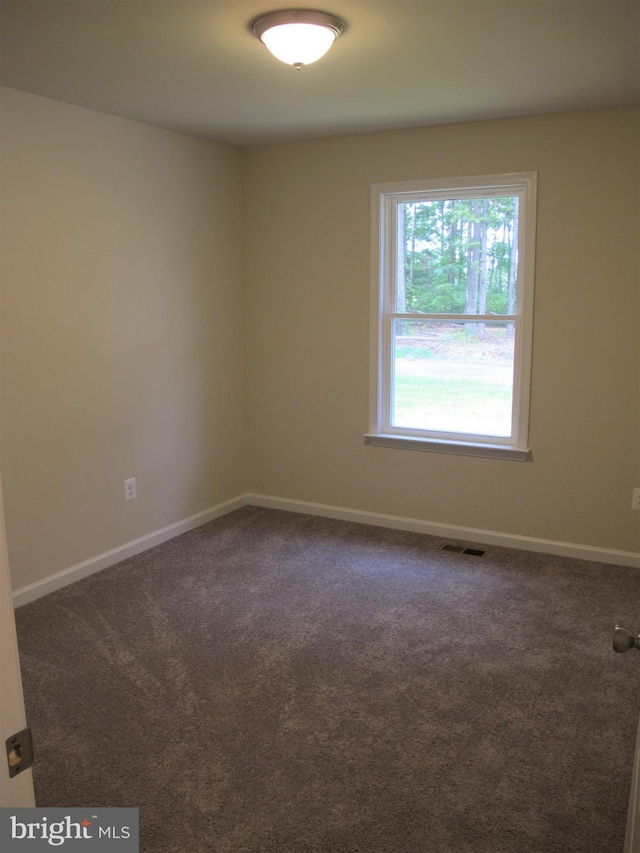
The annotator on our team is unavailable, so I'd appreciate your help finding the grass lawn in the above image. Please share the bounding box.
[393,372,512,436]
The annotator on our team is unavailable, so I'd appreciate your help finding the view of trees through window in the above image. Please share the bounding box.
[392,195,520,437]
[396,196,519,315]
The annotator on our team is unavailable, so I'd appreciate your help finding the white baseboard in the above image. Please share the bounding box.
[13,491,640,607]
[244,493,640,569]
[12,495,246,608]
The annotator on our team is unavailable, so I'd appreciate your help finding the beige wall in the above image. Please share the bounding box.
[0,88,246,589]
[1,92,638,594]
[243,108,640,553]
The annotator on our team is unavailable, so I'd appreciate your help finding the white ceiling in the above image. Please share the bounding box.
[1,0,638,147]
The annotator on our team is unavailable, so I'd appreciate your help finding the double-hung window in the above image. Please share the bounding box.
[368,173,537,460]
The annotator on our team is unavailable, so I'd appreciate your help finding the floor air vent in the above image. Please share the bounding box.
[441,544,486,557]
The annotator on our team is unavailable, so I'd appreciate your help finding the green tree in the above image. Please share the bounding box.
[400,195,518,319]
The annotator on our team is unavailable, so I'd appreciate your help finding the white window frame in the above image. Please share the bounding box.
[366,172,537,461]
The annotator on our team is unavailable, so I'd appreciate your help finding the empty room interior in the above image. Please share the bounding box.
[1,1,639,851]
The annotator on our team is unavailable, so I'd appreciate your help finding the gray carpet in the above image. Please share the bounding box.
[14,506,640,852]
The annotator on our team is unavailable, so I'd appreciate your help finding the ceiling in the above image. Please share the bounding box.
[1,0,638,147]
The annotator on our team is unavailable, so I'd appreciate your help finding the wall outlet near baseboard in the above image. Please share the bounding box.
[632,488,640,511]
[125,477,137,502]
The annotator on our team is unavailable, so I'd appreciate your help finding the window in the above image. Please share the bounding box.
[367,173,536,460]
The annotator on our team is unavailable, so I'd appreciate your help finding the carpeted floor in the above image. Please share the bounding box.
[14,506,640,852]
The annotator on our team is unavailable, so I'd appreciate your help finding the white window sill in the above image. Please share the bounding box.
[364,433,532,461]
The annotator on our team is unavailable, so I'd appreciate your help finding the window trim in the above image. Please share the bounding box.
[368,172,537,459]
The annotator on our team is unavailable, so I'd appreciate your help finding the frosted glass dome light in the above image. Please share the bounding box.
[251,10,345,69]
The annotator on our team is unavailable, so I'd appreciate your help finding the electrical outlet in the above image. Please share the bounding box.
[124,477,136,502]
[632,488,640,511]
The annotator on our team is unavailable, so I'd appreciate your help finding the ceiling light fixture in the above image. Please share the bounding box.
[251,9,345,70]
